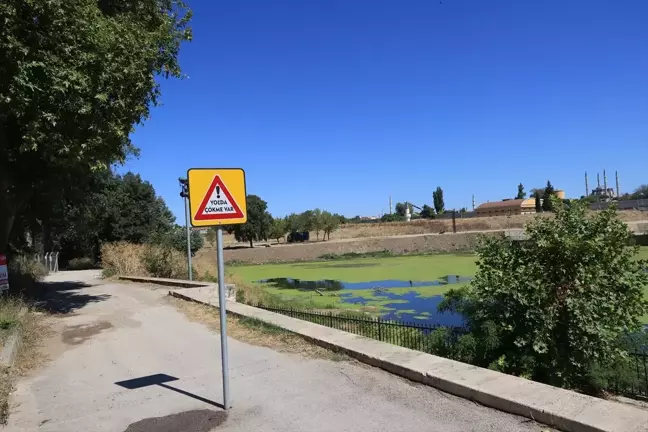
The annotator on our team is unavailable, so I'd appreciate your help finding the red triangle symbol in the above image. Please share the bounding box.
[194,175,245,221]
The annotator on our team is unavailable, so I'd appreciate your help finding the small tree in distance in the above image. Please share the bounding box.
[322,211,340,240]
[269,218,288,243]
[535,194,542,213]
[312,208,324,240]
[542,181,555,212]
[516,183,526,199]
[420,205,435,219]
[433,187,445,214]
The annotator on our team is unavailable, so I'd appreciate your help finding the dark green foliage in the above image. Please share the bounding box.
[381,213,405,222]
[516,183,526,199]
[439,201,648,393]
[433,187,445,214]
[542,181,555,212]
[233,195,272,247]
[420,205,435,219]
[0,0,192,253]
[104,173,175,244]
[394,202,412,217]
[151,226,203,256]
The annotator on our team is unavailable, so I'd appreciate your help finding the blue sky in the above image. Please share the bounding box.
[122,0,648,222]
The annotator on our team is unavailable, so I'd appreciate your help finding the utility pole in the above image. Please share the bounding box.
[472,194,475,211]
[179,178,193,281]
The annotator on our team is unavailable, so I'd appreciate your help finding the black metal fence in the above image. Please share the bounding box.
[253,303,648,399]
[252,304,465,354]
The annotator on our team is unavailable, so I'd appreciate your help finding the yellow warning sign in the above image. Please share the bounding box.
[188,168,247,227]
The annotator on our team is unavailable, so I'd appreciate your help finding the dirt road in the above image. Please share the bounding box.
[8,271,550,431]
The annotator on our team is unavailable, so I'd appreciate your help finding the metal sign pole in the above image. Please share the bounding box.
[184,196,193,281]
[216,227,231,409]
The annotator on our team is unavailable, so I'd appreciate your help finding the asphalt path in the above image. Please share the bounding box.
[7,271,550,432]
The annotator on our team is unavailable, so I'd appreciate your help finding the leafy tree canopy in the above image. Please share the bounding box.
[233,195,272,247]
[439,199,648,392]
[0,0,192,253]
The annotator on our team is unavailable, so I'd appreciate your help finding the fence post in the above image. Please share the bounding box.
[328,312,333,328]
[377,318,382,341]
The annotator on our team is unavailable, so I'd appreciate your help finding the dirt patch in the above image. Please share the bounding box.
[123,409,227,432]
[169,298,347,362]
[62,321,113,345]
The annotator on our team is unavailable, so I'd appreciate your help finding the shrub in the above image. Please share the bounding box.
[150,227,203,256]
[101,242,146,277]
[141,245,188,279]
[67,257,95,270]
[440,199,648,393]
[7,256,48,295]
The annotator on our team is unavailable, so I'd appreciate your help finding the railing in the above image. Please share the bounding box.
[251,304,465,354]
[253,303,648,399]
[35,252,59,273]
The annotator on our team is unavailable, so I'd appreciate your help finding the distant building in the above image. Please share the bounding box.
[475,198,536,217]
[590,186,616,201]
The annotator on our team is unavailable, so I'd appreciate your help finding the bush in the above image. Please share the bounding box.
[141,245,188,279]
[151,227,203,256]
[101,242,190,279]
[440,199,648,394]
[101,242,146,277]
[67,257,95,270]
[7,256,48,295]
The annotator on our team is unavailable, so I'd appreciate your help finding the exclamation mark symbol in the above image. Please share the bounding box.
[216,185,220,198]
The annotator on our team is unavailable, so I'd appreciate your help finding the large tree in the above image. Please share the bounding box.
[0,0,192,253]
[42,170,175,262]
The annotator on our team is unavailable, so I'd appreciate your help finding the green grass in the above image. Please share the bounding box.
[231,253,478,284]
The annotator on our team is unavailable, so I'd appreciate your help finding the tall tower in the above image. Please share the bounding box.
[585,171,589,196]
[472,194,475,211]
[597,172,601,188]
[616,171,620,198]
[389,196,393,214]
[603,169,608,197]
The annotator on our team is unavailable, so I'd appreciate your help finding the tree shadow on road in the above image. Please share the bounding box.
[34,281,111,314]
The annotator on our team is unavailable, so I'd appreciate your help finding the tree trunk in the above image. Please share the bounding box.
[0,209,15,255]
[0,185,17,255]
[249,239,253,248]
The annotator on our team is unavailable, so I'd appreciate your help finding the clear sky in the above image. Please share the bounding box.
[122,0,648,223]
